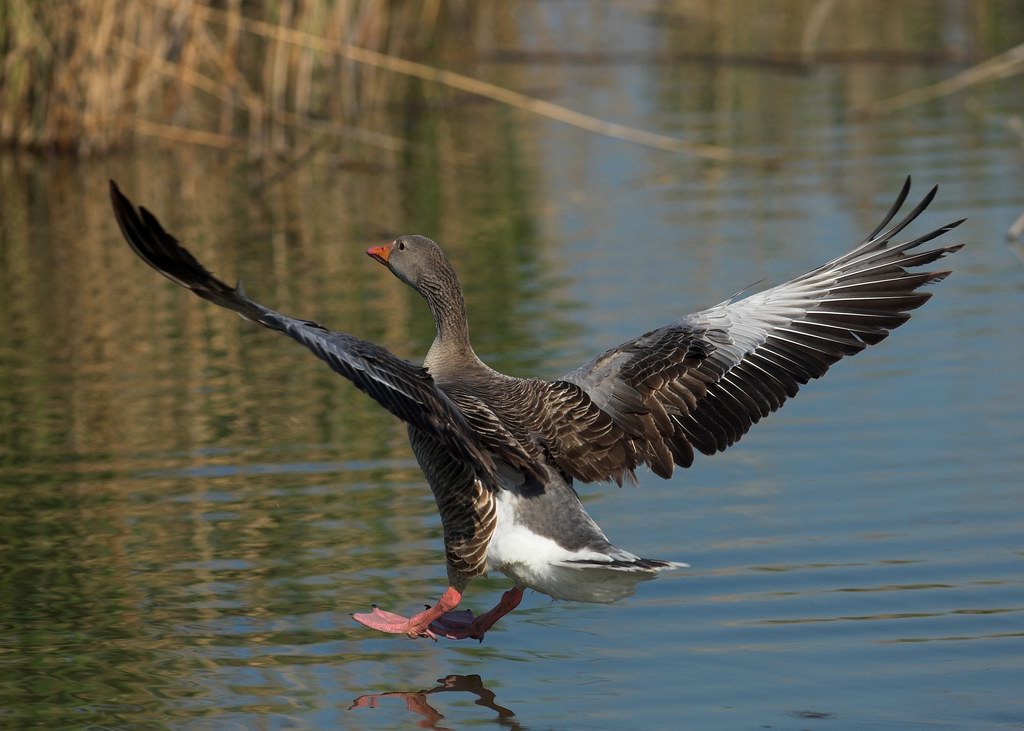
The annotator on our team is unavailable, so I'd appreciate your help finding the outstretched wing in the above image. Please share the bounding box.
[562,178,964,483]
[110,180,498,477]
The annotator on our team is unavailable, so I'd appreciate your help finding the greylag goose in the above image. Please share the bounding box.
[110,179,963,642]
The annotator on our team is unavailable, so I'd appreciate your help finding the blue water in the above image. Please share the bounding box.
[2,5,1023,729]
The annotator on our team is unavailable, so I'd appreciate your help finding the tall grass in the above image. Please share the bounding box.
[1,0,1018,158]
[0,0,462,155]
[0,0,756,163]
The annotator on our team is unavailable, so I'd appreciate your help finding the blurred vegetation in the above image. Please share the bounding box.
[2,0,1021,156]
[0,0,497,155]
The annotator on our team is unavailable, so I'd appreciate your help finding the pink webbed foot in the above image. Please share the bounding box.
[351,587,463,641]
[428,609,485,641]
[351,605,438,640]
[431,587,526,642]
[352,586,524,643]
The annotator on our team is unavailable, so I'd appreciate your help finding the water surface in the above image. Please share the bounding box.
[2,4,1023,729]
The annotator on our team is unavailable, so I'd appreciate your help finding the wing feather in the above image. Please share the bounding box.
[110,181,498,478]
[562,178,963,480]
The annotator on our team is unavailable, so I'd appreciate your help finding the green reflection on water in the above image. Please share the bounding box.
[1,2,1023,729]
[0,54,564,725]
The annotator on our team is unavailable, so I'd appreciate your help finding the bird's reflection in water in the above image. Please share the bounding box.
[350,674,522,730]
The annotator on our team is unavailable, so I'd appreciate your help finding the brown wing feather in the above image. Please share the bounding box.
[532,380,642,485]
[442,378,640,486]
[408,428,496,589]
[561,179,964,482]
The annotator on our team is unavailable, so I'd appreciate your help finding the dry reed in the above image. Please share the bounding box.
[0,0,454,155]
[0,0,764,163]
[1,0,1013,161]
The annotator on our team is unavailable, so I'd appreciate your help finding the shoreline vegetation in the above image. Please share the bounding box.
[0,0,1020,165]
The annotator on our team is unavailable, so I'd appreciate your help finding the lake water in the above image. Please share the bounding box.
[2,4,1023,729]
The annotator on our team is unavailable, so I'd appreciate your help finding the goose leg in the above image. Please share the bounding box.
[351,587,462,641]
[428,587,524,642]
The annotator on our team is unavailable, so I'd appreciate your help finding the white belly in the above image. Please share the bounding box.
[485,490,663,604]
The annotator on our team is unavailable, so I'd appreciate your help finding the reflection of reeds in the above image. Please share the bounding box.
[854,42,1024,117]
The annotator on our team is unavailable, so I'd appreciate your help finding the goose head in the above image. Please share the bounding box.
[366,235,476,369]
[366,235,453,293]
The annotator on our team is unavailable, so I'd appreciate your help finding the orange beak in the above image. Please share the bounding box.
[366,243,392,265]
